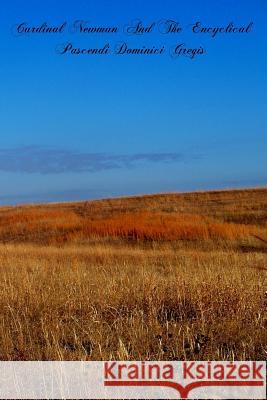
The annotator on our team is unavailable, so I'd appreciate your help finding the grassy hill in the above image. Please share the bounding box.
[0,188,266,248]
[0,188,266,361]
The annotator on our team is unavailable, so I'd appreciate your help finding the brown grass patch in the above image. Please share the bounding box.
[0,188,266,361]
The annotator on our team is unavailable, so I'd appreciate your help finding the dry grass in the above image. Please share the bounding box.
[0,188,266,361]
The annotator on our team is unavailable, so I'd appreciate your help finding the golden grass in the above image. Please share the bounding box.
[0,188,266,361]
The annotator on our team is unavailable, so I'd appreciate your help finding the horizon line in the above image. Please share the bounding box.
[1,185,266,209]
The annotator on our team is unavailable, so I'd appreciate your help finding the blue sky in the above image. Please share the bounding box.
[0,0,266,204]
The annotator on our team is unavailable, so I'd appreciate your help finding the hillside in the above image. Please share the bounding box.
[0,188,266,249]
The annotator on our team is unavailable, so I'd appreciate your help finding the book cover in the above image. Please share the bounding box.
[0,1,266,399]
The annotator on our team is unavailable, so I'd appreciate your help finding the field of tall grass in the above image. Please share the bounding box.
[0,188,266,361]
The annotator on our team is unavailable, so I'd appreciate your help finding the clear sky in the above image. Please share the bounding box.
[0,0,266,204]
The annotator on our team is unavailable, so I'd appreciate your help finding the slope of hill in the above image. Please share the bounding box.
[0,188,266,249]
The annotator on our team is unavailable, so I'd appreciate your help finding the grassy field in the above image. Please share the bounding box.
[0,188,266,361]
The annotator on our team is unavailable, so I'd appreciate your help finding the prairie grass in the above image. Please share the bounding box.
[0,188,266,361]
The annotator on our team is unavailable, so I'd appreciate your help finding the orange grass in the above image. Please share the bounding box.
[0,190,266,245]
